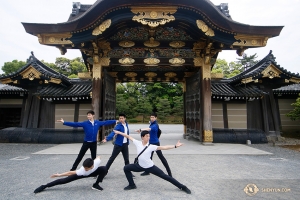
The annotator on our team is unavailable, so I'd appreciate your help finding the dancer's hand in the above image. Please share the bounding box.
[56,118,64,123]
[50,173,60,178]
[175,140,183,148]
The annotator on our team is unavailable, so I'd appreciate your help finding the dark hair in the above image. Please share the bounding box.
[150,112,157,117]
[87,110,95,115]
[141,130,150,138]
[83,158,94,168]
[119,113,126,118]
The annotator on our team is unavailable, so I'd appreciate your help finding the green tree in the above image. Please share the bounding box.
[1,60,26,74]
[156,98,172,120]
[286,95,300,121]
[236,53,259,70]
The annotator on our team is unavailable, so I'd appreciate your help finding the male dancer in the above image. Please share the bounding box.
[34,156,107,193]
[136,112,172,177]
[57,110,117,170]
[114,130,191,194]
[101,114,131,173]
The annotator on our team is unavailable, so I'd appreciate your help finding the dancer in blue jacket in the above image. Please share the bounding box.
[102,113,131,173]
[57,110,117,171]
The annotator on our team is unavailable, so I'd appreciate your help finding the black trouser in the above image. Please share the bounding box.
[106,143,129,170]
[45,166,107,188]
[124,164,184,189]
[71,141,97,170]
[150,142,172,176]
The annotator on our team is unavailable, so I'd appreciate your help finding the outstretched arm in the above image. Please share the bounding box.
[135,127,151,133]
[157,140,183,150]
[50,170,76,178]
[114,130,134,141]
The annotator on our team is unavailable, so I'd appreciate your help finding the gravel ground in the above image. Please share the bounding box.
[0,126,299,200]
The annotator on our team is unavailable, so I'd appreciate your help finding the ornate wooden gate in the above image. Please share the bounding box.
[101,70,116,139]
[185,70,202,141]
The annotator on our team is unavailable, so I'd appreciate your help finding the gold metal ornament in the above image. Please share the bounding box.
[92,19,111,36]
[119,57,135,66]
[169,58,185,66]
[144,58,160,66]
[119,41,135,48]
[169,41,185,48]
[196,20,215,37]
[131,6,177,28]
[144,37,160,47]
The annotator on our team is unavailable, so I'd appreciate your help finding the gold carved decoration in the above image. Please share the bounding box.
[0,78,13,84]
[99,58,110,66]
[203,130,213,142]
[196,20,215,37]
[164,72,177,81]
[119,41,135,48]
[49,78,62,84]
[93,64,102,79]
[211,73,224,79]
[144,58,160,66]
[144,37,160,47]
[233,34,269,47]
[78,72,92,79]
[169,41,185,48]
[125,72,137,81]
[261,65,282,79]
[193,57,203,67]
[37,33,72,45]
[289,77,300,83]
[20,66,41,80]
[131,6,177,28]
[145,72,157,81]
[202,65,211,80]
[241,77,254,84]
[119,57,135,66]
[92,19,111,36]
[169,58,185,66]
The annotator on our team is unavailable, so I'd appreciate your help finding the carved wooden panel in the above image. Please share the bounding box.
[185,70,202,141]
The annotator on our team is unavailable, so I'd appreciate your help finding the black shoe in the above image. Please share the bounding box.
[181,186,191,194]
[140,172,150,176]
[92,184,103,191]
[34,185,46,194]
[124,185,137,190]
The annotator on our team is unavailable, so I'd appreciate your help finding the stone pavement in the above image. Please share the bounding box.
[0,124,299,200]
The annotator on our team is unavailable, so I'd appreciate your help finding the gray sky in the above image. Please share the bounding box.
[0,0,299,74]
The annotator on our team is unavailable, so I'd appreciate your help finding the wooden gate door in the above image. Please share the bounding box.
[185,70,202,141]
[101,70,116,139]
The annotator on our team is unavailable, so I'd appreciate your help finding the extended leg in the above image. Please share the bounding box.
[71,142,89,170]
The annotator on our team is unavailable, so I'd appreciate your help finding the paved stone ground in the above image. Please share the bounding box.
[0,124,299,200]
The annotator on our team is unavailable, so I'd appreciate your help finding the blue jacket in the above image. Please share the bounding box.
[106,122,129,146]
[63,120,116,142]
[149,120,159,143]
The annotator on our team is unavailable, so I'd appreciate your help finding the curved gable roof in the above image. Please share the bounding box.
[229,50,300,85]
[22,0,283,37]
[0,52,71,87]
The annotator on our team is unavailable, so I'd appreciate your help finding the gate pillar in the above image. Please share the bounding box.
[195,56,213,144]
[91,56,102,120]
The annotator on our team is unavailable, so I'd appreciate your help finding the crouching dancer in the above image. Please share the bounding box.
[114,130,191,194]
[34,156,107,194]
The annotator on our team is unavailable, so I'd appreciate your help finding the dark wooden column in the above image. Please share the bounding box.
[201,62,213,144]
[183,81,187,138]
[92,62,103,120]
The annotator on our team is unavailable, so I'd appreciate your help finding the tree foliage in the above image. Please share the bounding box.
[1,60,26,74]
[236,53,259,70]
[286,95,300,121]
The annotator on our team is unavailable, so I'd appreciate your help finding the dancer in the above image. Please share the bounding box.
[102,114,131,172]
[136,112,172,177]
[57,110,117,170]
[34,156,107,193]
[114,130,191,194]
